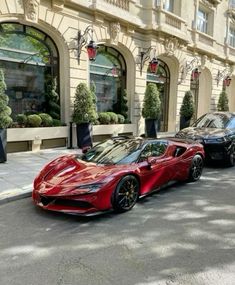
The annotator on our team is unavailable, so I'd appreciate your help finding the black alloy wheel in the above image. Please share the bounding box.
[112,175,139,212]
[188,154,204,182]
[227,144,235,167]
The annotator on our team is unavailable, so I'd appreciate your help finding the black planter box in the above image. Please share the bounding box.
[145,119,158,138]
[76,123,93,149]
[0,128,7,163]
[180,116,191,130]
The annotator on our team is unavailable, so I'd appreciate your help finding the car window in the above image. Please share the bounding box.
[192,113,228,128]
[139,141,168,161]
[226,117,235,129]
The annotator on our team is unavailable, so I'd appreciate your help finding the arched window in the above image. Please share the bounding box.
[89,46,126,113]
[0,23,59,119]
[147,59,170,131]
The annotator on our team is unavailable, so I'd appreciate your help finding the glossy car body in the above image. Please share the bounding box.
[175,112,235,166]
[32,137,204,215]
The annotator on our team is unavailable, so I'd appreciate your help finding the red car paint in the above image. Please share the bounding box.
[32,137,204,215]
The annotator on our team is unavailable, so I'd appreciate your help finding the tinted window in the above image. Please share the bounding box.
[192,113,229,128]
[139,141,168,161]
[227,117,235,129]
[81,139,143,165]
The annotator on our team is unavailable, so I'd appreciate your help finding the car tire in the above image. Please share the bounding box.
[188,154,204,182]
[226,144,235,167]
[112,175,139,212]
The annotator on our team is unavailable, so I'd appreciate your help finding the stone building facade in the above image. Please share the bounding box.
[1,0,235,149]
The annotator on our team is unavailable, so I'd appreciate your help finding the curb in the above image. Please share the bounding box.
[0,191,31,206]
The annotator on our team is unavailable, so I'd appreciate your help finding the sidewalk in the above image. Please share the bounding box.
[0,148,81,205]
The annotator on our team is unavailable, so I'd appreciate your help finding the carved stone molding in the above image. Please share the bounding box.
[164,37,179,56]
[200,0,221,9]
[23,0,40,23]
[52,0,64,11]
[110,22,120,45]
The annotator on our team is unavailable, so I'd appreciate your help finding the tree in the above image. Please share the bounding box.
[217,90,229,111]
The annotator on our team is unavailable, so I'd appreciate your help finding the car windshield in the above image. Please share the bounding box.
[80,138,143,165]
[192,113,229,129]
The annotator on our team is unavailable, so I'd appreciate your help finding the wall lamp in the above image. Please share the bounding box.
[215,67,232,86]
[73,25,98,64]
[137,47,159,75]
[179,57,200,84]
[223,76,232,87]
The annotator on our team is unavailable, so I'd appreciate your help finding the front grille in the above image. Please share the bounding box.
[40,195,92,209]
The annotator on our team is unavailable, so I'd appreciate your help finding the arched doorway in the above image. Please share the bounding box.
[89,45,127,115]
[147,59,170,131]
[0,22,59,120]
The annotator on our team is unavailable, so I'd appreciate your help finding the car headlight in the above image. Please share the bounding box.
[74,183,104,193]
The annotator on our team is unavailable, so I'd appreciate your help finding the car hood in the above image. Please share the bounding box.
[176,127,230,139]
[36,155,134,195]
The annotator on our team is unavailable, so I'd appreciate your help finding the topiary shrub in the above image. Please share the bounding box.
[44,76,60,120]
[217,90,229,111]
[113,88,129,119]
[180,90,195,129]
[0,69,12,129]
[52,119,63,126]
[117,114,125,124]
[38,113,53,127]
[107,112,118,124]
[27,114,42,127]
[72,83,98,124]
[180,90,195,119]
[16,114,27,127]
[98,112,111,124]
[142,83,161,120]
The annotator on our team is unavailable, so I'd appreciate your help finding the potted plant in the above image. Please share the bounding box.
[0,68,12,163]
[72,83,98,151]
[217,90,229,111]
[180,90,195,129]
[142,83,161,137]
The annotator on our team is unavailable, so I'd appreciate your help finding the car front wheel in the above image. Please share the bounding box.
[226,145,235,167]
[112,175,139,212]
[188,154,204,182]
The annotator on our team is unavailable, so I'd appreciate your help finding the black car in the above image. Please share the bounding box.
[175,112,235,166]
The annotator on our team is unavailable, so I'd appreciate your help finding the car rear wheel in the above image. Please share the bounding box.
[188,154,203,182]
[226,145,235,167]
[112,175,139,212]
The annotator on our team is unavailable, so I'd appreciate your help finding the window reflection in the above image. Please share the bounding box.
[0,23,59,119]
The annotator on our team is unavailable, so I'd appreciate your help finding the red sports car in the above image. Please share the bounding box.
[32,137,204,215]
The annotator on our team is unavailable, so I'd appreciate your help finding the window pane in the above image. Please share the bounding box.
[197,9,208,33]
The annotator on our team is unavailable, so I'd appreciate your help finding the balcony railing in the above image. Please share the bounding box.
[104,0,129,11]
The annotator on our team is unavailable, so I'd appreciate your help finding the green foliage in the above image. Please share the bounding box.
[107,112,118,124]
[90,81,97,106]
[98,112,111,124]
[39,113,53,127]
[113,88,129,119]
[180,90,195,119]
[44,77,60,120]
[217,91,229,111]
[72,83,98,124]
[117,114,125,124]
[142,83,161,120]
[27,114,42,127]
[0,69,12,128]
[52,119,63,126]
[16,114,27,126]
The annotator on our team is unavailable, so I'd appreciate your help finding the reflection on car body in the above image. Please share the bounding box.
[175,112,235,166]
[32,137,204,216]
